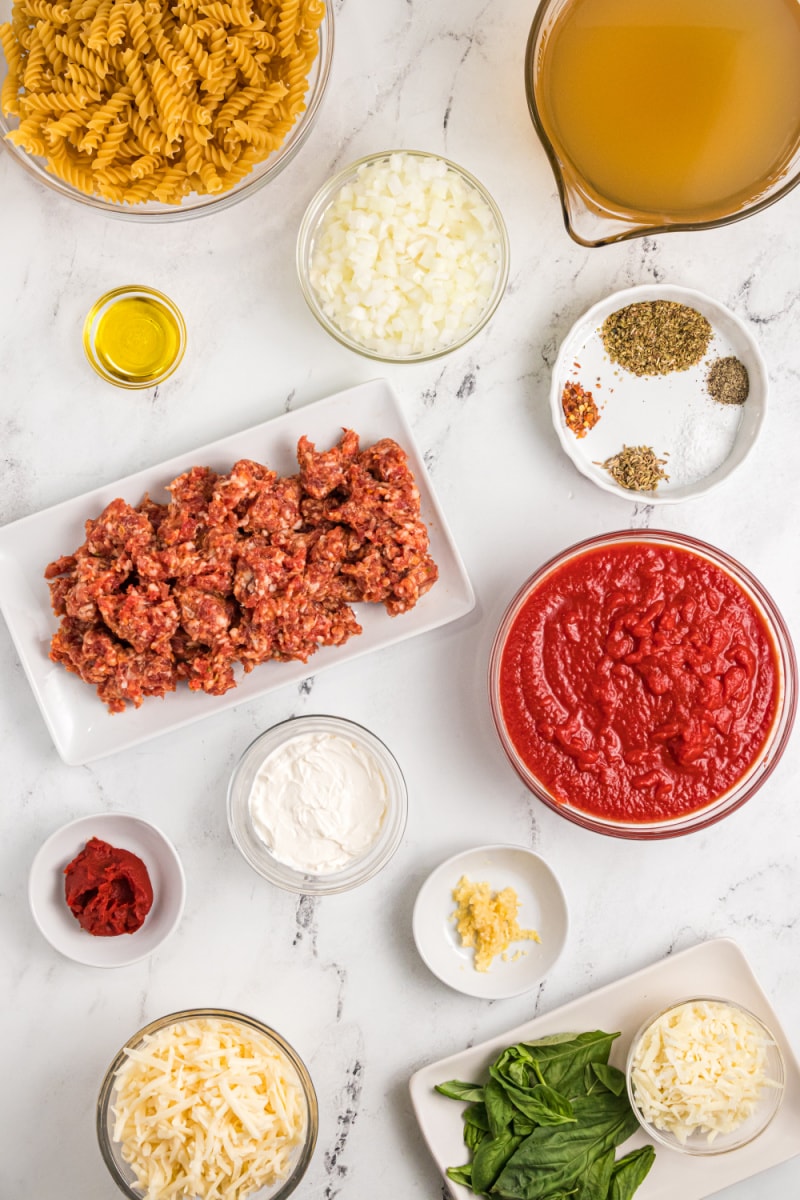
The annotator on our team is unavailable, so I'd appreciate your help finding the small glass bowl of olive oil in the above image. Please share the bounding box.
[83,286,187,388]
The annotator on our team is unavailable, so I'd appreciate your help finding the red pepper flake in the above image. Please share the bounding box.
[561,381,600,438]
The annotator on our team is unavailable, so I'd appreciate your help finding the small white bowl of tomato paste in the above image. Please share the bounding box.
[488,530,796,839]
[28,812,186,966]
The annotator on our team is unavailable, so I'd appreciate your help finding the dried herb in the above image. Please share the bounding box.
[599,445,670,492]
[600,301,712,376]
[561,381,600,438]
[706,355,749,405]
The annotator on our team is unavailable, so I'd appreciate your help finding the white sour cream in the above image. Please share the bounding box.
[248,731,388,873]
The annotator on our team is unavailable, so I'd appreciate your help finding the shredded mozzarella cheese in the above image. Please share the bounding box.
[111,1017,308,1199]
[308,152,503,356]
[630,1000,778,1144]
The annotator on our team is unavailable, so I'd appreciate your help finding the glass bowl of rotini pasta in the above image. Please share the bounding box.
[0,0,332,219]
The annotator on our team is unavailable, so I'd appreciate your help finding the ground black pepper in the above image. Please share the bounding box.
[600,301,712,376]
[706,356,749,405]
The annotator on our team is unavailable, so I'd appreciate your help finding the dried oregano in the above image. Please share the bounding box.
[600,301,712,376]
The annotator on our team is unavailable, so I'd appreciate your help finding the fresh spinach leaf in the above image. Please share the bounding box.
[438,1030,654,1200]
[436,1079,486,1103]
[520,1032,621,1096]
[485,1078,516,1138]
[575,1146,615,1199]
[465,1119,488,1154]
[471,1131,523,1195]
[492,1092,640,1199]
[589,1064,626,1097]
[491,1046,536,1091]
[464,1103,490,1132]
[609,1147,656,1200]
[446,1163,473,1187]
[503,1082,576,1127]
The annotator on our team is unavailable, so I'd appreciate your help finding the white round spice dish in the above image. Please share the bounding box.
[412,844,568,999]
[550,284,767,503]
[296,149,509,362]
[227,714,408,895]
[626,997,785,1155]
[28,813,186,967]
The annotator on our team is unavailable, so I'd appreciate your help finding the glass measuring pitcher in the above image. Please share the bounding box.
[525,0,800,247]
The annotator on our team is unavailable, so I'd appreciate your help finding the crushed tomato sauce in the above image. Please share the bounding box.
[498,542,780,822]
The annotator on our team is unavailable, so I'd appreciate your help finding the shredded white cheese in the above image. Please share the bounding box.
[308,151,504,356]
[630,999,778,1144]
[111,1017,308,1199]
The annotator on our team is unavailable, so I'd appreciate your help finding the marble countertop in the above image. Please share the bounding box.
[1,0,799,1197]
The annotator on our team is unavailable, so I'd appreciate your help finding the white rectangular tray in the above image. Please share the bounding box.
[0,379,475,764]
[409,938,800,1200]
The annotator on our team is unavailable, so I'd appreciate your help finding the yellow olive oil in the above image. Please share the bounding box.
[84,287,185,387]
[534,0,800,220]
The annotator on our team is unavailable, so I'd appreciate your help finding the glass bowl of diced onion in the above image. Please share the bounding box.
[0,0,333,221]
[625,997,785,1156]
[296,149,510,362]
[96,1008,318,1199]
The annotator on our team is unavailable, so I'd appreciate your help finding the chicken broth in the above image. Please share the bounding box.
[534,0,800,220]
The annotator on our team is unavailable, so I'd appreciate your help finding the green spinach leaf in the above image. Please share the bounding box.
[485,1078,516,1138]
[465,1121,488,1154]
[575,1146,615,1199]
[502,1082,576,1127]
[609,1147,656,1200]
[520,1032,621,1096]
[492,1092,640,1199]
[437,1080,486,1103]
[588,1064,626,1097]
[471,1131,523,1195]
[464,1103,491,1133]
[447,1163,473,1187]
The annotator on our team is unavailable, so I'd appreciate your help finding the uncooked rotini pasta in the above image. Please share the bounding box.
[0,0,325,204]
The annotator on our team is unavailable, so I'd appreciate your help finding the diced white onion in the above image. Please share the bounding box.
[309,152,504,356]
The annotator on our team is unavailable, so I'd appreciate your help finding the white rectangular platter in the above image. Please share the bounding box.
[409,938,800,1200]
[0,378,475,765]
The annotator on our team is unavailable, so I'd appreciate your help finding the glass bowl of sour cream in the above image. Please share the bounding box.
[227,715,408,894]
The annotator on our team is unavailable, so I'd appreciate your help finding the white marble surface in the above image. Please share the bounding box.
[1,1,799,1197]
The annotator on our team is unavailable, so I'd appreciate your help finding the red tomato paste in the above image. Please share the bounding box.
[499,542,780,822]
[64,837,154,936]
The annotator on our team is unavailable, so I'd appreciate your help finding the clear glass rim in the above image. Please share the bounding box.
[625,995,786,1155]
[96,1007,319,1199]
[82,285,187,388]
[524,0,800,248]
[488,529,798,840]
[295,148,510,363]
[0,4,334,223]
[227,714,408,894]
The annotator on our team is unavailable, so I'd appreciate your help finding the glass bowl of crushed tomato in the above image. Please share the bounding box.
[488,531,796,839]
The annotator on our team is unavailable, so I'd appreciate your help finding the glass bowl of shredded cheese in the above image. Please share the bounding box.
[97,1008,318,1199]
[296,149,509,362]
[626,997,785,1155]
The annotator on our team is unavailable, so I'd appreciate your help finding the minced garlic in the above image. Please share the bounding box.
[451,875,540,972]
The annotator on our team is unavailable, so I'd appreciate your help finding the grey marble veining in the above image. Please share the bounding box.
[2,0,800,1197]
